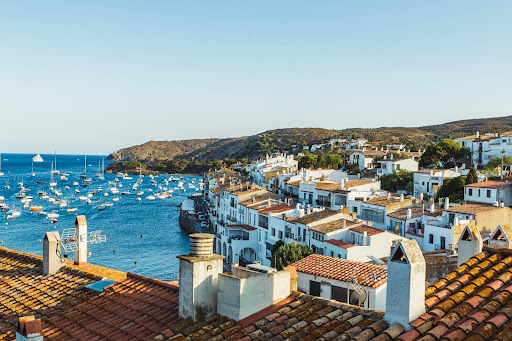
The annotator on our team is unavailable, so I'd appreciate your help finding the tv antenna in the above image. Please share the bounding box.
[60,228,106,255]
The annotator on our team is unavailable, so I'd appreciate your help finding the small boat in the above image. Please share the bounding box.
[51,219,58,224]
[79,196,88,201]
[30,206,43,212]
[32,153,44,162]
[65,186,70,190]
[104,202,113,207]
[145,195,156,200]
[104,193,108,197]
[38,211,47,216]
[120,191,131,195]
[137,191,144,197]
[110,187,119,194]
[73,181,79,186]
[67,207,78,213]
[75,189,80,193]
[82,178,92,184]
[47,211,59,219]
[136,197,142,201]
[122,175,133,180]
[35,181,45,184]
[97,204,105,211]
[7,212,21,219]
[23,202,30,209]
[41,194,49,200]
[112,197,119,202]
[51,151,60,175]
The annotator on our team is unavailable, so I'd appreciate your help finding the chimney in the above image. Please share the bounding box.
[429,197,435,212]
[406,208,412,220]
[390,154,394,160]
[385,240,426,330]
[400,194,404,202]
[383,155,387,160]
[340,178,345,189]
[43,231,63,276]
[16,316,42,341]
[178,234,224,322]
[387,193,391,200]
[457,226,483,267]
[74,215,88,265]
[444,197,450,210]
[419,193,424,201]
[476,131,480,138]
[342,220,347,229]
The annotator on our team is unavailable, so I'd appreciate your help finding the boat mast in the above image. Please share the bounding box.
[54,150,57,172]
[50,162,54,182]
[84,155,87,176]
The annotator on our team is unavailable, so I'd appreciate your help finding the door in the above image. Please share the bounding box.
[310,280,321,296]
[440,236,446,250]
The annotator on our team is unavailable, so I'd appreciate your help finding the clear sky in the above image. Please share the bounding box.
[1,1,511,154]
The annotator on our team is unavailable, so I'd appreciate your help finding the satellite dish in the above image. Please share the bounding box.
[349,287,367,307]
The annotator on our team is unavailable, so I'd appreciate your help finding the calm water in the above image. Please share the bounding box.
[0,153,193,278]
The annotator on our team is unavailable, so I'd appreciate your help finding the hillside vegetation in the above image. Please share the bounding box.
[107,115,512,162]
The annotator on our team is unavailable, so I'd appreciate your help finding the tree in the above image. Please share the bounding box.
[272,243,313,270]
[420,139,469,167]
[437,176,466,203]
[466,166,478,185]
[298,155,318,169]
[484,156,512,170]
[379,170,414,192]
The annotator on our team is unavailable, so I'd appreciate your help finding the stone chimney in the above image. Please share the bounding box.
[457,226,483,267]
[16,316,42,341]
[178,234,224,322]
[385,240,426,330]
[43,231,63,276]
[74,215,88,265]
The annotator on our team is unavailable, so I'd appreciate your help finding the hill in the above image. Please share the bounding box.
[107,115,512,161]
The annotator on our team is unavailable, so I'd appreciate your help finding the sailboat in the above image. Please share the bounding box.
[0,153,4,176]
[52,150,60,174]
[80,155,88,178]
[31,161,35,177]
[5,177,10,189]
[32,153,44,162]
[96,159,105,180]
[49,162,57,187]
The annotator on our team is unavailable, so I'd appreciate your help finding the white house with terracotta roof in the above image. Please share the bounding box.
[356,194,415,232]
[455,131,512,166]
[413,168,461,198]
[291,254,388,310]
[349,149,388,170]
[248,153,298,186]
[377,155,419,176]
[464,180,512,207]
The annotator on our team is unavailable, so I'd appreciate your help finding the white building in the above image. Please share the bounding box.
[464,180,512,207]
[377,155,419,176]
[413,168,461,198]
[454,131,512,166]
[292,254,388,311]
[247,153,298,186]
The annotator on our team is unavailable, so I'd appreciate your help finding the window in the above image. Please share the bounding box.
[361,208,385,223]
[396,164,401,170]
[487,190,491,198]
[310,281,321,296]
[330,251,334,257]
[278,231,283,239]
[271,228,275,236]
[332,286,348,303]
[429,234,433,244]
[440,236,446,249]
[468,188,473,196]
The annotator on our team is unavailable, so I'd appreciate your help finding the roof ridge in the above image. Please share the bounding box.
[126,272,179,290]
[0,246,42,264]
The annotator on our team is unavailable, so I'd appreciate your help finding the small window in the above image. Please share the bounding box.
[487,190,491,198]
[429,234,434,244]
[310,281,321,296]
[278,231,283,239]
[468,188,473,196]
[271,228,275,236]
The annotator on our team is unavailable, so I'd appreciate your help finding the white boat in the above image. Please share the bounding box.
[104,192,109,197]
[104,202,113,207]
[67,207,78,213]
[38,211,47,216]
[47,211,59,219]
[73,181,79,186]
[41,194,49,200]
[136,197,142,201]
[80,155,88,178]
[122,175,133,180]
[112,197,119,202]
[30,161,35,177]
[5,178,9,189]
[110,187,119,194]
[65,186,70,190]
[49,162,57,187]
[79,196,88,201]
[74,189,80,193]
[120,191,131,195]
[32,153,44,162]
[137,191,144,197]
[23,202,30,209]
[7,211,20,219]
[145,195,156,200]
[97,204,105,211]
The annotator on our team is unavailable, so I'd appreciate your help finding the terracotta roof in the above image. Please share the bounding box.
[446,203,504,214]
[344,179,376,188]
[259,204,294,214]
[350,225,385,236]
[308,219,358,234]
[455,134,494,141]
[466,180,512,189]
[363,195,413,208]
[0,246,126,340]
[238,192,282,205]
[325,239,355,249]
[291,254,387,288]
[387,206,424,220]
[226,224,257,231]
[42,272,181,340]
[287,180,301,187]
[287,209,341,225]
[315,181,342,192]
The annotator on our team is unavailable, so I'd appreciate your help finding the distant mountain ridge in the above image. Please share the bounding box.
[107,115,512,161]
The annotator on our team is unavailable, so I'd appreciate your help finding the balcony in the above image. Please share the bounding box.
[316,199,331,207]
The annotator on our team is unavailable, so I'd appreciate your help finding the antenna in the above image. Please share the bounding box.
[60,228,106,255]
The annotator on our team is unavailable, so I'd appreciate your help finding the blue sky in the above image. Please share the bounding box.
[0,1,511,154]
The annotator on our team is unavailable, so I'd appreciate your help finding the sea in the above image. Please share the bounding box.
[0,153,193,278]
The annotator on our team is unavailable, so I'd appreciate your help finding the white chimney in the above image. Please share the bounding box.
[406,209,412,220]
[429,197,435,212]
[16,316,43,341]
[74,215,88,265]
[400,194,404,202]
[387,193,391,200]
[340,178,345,189]
[457,226,482,267]
[43,231,63,276]
[444,197,450,210]
[178,234,224,322]
[342,220,347,229]
[385,240,426,330]
[390,154,394,160]
[476,131,480,138]
[419,193,424,201]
